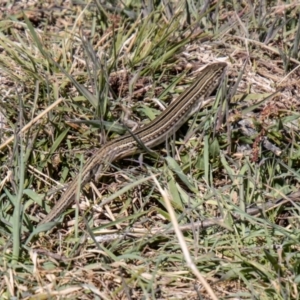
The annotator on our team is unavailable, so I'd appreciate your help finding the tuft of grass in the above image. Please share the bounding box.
[0,0,300,299]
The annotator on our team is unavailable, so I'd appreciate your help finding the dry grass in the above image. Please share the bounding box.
[1,0,300,299]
